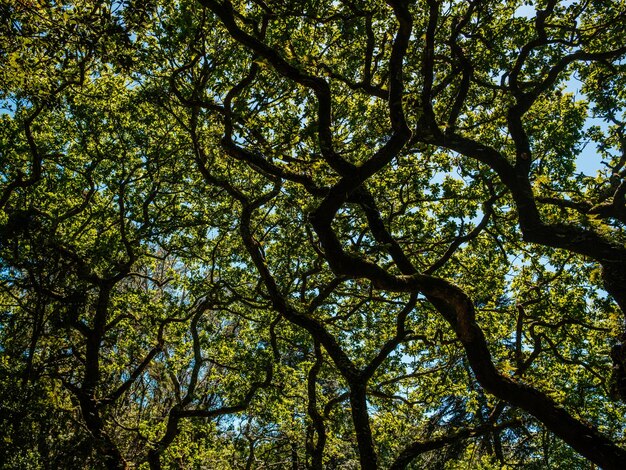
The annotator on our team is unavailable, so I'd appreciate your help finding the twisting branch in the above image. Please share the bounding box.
[305,340,326,470]
[389,420,521,470]
[199,0,355,174]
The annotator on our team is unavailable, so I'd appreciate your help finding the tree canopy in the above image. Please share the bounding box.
[2,0,626,468]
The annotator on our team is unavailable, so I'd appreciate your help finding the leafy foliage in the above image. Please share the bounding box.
[1,0,626,468]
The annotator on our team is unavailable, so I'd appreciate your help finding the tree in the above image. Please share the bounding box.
[2,0,626,468]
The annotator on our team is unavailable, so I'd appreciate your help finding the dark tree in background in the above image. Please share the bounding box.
[2,0,626,468]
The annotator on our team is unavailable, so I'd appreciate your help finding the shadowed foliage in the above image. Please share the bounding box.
[2,0,626,468]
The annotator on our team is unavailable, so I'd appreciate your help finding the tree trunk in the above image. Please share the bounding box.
[349,382,378,470]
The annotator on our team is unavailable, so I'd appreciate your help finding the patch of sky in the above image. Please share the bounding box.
[0,99,13,116]
[207,227,219,240]
[513,3,536,19]
[574,118,609,177]
[560,75,611,177]
[514,0,577,19]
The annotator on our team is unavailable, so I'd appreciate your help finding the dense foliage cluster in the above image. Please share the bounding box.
[2,0,626,468]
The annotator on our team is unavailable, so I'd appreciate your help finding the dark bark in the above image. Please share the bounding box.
[429,294,626,470]
[77,392,127,470]
[389,421,519,470]
[348,383,378,470]
[192,2,626,467]
[306,341,326,470]
[73,283,128,469]
[310,176,626,468]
